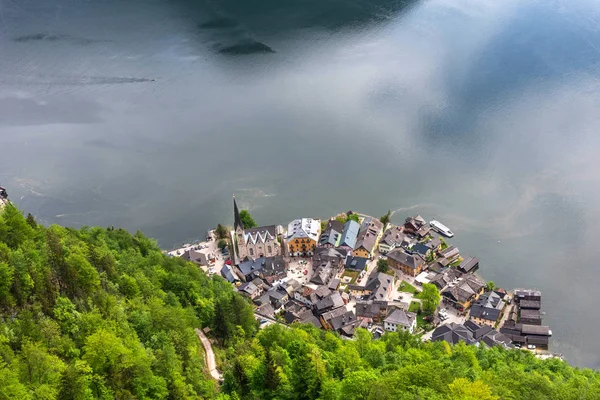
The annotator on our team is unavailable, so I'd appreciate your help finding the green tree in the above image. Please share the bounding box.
[377,259,390,273]
[379,210,392,228]
[448,378,498,400]
[486,281,496,291]
[25,213,37,229]
[420,283,441,314]
[341,370,378,400]
[215,224,229,240]
[218,239,228,250]
[335,215,348,224]
[348,213,360,223]
[0,262,14,301]
[239,210,257,229]
[263,349,282,395]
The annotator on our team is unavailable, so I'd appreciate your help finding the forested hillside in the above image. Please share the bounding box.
[1,204,599,400]
[223,324,600,400]
[0,204,255,399]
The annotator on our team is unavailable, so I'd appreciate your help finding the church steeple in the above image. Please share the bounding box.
[233,195,243,231]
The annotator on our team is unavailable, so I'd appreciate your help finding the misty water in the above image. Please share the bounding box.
[1,0,600,367]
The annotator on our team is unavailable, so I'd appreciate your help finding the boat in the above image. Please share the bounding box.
[429,220,454,237]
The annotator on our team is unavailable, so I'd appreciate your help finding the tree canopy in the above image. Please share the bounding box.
[379,210,391,228]
[376,259,389,273]
[420,283,441,314]
[0,204,256,399]
[239,210,257,229]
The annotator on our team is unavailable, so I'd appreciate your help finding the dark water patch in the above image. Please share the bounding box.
[199,18,239,29]
[217,40,275,55]
[13,33,105,45]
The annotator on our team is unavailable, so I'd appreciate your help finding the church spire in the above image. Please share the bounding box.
[233,195,243,230]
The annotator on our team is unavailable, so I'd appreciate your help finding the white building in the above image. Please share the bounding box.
[384,309,417,333]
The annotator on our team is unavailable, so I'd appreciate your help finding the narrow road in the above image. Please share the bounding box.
[195,328,223,381]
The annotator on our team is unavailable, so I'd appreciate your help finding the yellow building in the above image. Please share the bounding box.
[286,218,321,257]
[353,216,384,258]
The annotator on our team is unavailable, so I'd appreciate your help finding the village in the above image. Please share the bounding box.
[168,197,554,356]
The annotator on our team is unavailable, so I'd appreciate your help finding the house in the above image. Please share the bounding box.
[318,220,344,248]
[294,286,316,306]
[313,247,347,272]
[519,309,542,325]
[438,245,460,260]
[181,249,213,266]
[458,257,479,274]
[519,300,541,310]
[500,322,551,349]
[424,237,443,252]
[233,197,280,260]
[353,216,383,258]
[409,242,432,259]
[310,261,336,286]
[256,303,275,319]
[468,291,506,327]
[287,218,321,256]
[378,226,409,254]
[344,256,368,272]
[355,300,385,323]
[235,256,286,282]
[430,268,462,290]
[337,220,360,252]
[340,319,369,337]
[348,273,392,301]
[432,321,512,348]
[295,309,323,329]
[220,264,240,283]
[514,289,542,302]
[428,258,450,273]
[314,292,345,315]
[265,287,290,310]
[384,309,417,333]
[441,274,486,310]
[404,215,430,238]
[260,257,288,285]
[238,281,262,299]
[320,307,357,332]
[387,250,425,277]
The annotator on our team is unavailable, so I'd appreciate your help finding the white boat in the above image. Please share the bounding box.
[430,220,454,237]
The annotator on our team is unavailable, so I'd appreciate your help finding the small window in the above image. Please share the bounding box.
[249,248,254,256]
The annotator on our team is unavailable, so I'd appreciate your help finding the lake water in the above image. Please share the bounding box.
[1,0,600,367]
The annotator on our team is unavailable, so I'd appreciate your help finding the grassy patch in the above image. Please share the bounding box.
[413,290,423,299]
[342,270,359,284]
[398,280,418,294]
[408,301,421,313]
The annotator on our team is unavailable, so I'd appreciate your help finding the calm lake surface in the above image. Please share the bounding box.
[1,0,600,367]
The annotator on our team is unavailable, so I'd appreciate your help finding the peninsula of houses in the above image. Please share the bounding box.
[169,197,554,356]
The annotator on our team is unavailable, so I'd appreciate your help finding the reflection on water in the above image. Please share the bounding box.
[1,0,600,368]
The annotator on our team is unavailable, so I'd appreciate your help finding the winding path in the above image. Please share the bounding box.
[195,328,223,381]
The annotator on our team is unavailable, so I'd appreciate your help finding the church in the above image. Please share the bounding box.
[233,197,281,260]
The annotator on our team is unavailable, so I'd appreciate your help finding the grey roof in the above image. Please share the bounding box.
[313,247,348,265]
[328,278,340,291]
[239,282,259,295]
[439,245,459,257]
[355,301,382,319]
[354,217,383,253]
[319,228,341,247]
[339,220,360,248]
[410,243,431,257]
[469,291,505,322]
[380,227,406,246]
[310,262,335,285]
[432,323,476,345]
[244,225,278,245]
[238,256,285,277]
[430,268,462,290]
[519,309,541,321]
[519,300,541,310]
[514,289,542,300]
[363,273,393,300]
[345,256,368,271]
[256,303,275,318]
[315,292,344,312]
[521,325,550,336]
[296,310,323,328]
[328,310,357,331]
[442,274,486,304]
[221,265,239,282]
[387,250,424,270]
[385,309,416,328]
[458,257,479,273]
